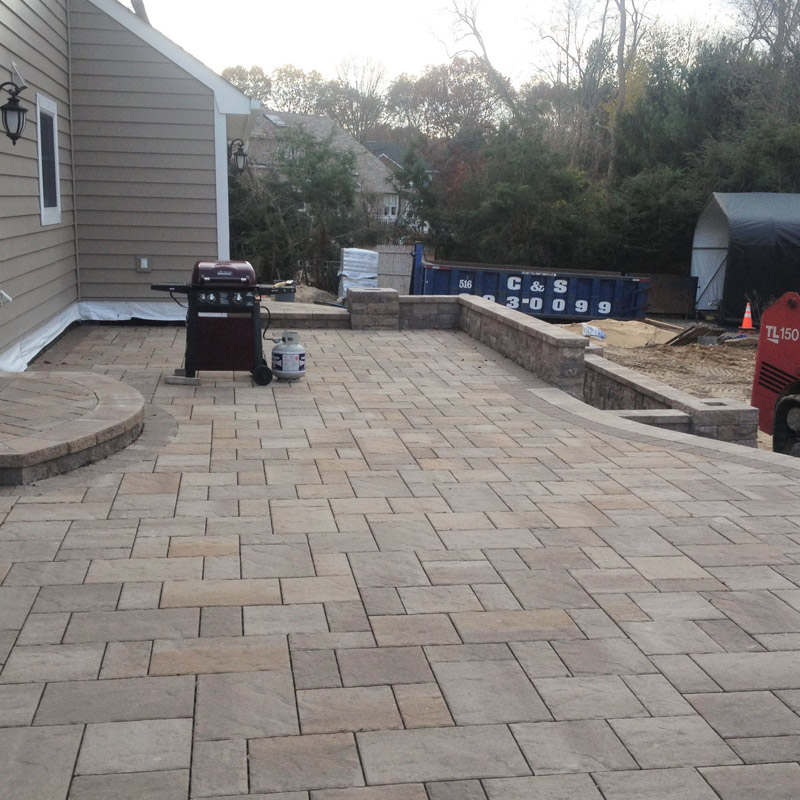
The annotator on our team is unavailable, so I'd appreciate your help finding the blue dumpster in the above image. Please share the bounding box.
[411,244,649,321]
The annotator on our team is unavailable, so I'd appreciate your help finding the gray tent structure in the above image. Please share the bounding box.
[690,193,800,321]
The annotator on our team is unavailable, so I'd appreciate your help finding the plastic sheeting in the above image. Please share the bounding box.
[691,193,800,320]
[338,248,379,298]
[0,300,186,372]
[78,300,186,323]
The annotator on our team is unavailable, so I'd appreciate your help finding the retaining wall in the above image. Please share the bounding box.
[343,289,759,446]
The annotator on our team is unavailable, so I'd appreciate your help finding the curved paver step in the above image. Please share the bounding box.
[0,371,144,485]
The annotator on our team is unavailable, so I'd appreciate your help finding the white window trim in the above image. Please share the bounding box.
[36,94,62,226]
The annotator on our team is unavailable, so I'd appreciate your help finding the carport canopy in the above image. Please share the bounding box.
[690,192,800,320]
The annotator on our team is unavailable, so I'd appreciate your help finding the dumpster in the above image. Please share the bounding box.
[410,244,649,321]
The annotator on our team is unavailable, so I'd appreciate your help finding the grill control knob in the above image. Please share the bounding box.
[207,292,217,304]
[197,293,206,304]
[233,293,243,305]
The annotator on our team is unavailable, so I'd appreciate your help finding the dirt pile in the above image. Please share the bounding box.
[563,319,675,348]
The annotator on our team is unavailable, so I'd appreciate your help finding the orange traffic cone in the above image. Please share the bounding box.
[739,302,755,331]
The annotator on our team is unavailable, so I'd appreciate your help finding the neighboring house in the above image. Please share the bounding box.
[366,140,434,232]
[368,142,407,174]
[0,0,256,370]
[248,110,402,224]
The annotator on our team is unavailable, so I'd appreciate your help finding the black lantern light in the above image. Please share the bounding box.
[229,138,247,172]
[0,82,27,145]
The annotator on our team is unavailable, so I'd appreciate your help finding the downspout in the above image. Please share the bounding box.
[214,101,231,260]
[66,0,82,302]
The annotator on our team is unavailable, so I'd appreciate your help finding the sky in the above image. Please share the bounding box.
[137,0,736,86]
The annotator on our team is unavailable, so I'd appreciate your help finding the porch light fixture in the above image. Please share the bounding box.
[229,138,247,171]
[0,81,27,145]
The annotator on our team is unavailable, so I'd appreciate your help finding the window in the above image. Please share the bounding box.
[36,95,61,225]
[383,193,399,218]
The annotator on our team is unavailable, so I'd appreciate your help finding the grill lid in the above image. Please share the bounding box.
[191,260,256,286]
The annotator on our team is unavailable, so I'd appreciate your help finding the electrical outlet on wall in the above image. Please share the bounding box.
[136,256,151,272]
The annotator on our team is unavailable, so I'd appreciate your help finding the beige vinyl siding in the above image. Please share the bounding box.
[70,0,218,299]
[0,0,78,358]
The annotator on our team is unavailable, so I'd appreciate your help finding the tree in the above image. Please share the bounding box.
[693,117,800,192]
[531,0,618,174]
[387,57,507,139]
[390,141,441,238]
[437,128,593,267]
[611,21,708,179]
[319,59,387,142]
[447,0,524,122]
[731,0,800,65]
[229,128,357,280]
[221,65,271,102]
[269,65,325,114]
[610,166,705,273]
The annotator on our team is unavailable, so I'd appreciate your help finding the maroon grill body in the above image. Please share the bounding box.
[151,260,272,385]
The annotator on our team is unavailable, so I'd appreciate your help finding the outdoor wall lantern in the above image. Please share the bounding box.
[1,81,27,145]
[229,138,247,171]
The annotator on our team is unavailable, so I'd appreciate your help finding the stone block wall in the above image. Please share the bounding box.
[458,296,587,398]
[399,296,460,330]
[346,288,400,329]
[584,353,759,447]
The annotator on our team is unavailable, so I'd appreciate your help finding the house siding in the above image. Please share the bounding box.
[0,0,78,356]
[69,0,218,299]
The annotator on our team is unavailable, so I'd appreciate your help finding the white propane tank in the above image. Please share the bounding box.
[271,331,306,381]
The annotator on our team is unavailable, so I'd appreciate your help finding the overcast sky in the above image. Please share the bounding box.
[137,0,736,85]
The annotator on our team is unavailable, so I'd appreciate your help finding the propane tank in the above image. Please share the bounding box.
[271,331,306,381]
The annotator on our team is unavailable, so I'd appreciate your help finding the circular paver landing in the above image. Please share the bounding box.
[0,372,144,485]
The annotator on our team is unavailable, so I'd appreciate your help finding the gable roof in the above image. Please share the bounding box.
[249,110,396,196]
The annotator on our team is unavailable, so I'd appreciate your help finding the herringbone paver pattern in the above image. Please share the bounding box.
[1,324,800,799]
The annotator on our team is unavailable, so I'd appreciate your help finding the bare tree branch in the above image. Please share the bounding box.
[447,0,525,122]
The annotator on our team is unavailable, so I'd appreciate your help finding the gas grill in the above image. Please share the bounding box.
[152,260,280,385]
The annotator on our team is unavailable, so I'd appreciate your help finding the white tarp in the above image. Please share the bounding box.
[78,300,186,323]
[339,248,379,297]
[0,300,186,372]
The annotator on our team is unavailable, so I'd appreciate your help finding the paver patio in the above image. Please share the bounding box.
[1,323,800,799]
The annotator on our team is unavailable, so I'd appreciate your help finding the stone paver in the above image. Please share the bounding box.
[593,768,720,799]
[34,675,194,725]
[195,670,298,739]
[337,645,433,686]
[249,732,364,792]
[67,769,189,800]
[297,686,402,733]
[357,725,530,783]
[610,716,740,768]
[482,774,604,799]
[510,719,638,774]
[0,724,83,799]
[2,325,800,796]
[700,763,800,800]
[432,659,550,724]
[75,717,192,775]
